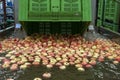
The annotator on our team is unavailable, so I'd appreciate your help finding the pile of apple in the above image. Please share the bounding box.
[0,34,120,72]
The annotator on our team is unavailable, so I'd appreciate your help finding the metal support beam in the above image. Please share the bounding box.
[3,0,7,28]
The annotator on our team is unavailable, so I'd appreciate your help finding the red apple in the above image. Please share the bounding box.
[42,72,51,78]
[85,64,92,68]
[32,61,40,66]
[10,64,18,71]
[98,56,104,62]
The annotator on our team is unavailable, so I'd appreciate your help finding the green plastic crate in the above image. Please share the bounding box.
[97,19,103,27]
[19,0,92,21]
[97,0,104,19]
[103,0,120,24]
[103,22,119,32]
[21,22,90,35]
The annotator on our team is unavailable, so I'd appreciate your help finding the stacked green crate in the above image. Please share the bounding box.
[96,0,120,32]
[19,0,92,35]
[103,0,120,24]
[97,19,103,27]
[97,0,104,19]
[103,22,119,32]
[21,22,90,35]
[102,0,120,32]
[96,0,104,27]
[19,0,91,22]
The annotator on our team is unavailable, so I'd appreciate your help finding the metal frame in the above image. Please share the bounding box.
[0,0,15,34]
[0,0,6,29]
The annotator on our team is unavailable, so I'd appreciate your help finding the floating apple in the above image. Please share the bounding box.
[113,60,119,65]
[42,72,51,78]
[2,63,10,69]
[6,78,14,80]
[32,61,40,66]
[0,34,120,71]
[59,65,66,70]
[10,64,18,71]
[20,64,27,70]
[77,67,85,72]
[46,64,53,69]
[34,78,42,80]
